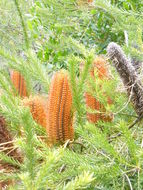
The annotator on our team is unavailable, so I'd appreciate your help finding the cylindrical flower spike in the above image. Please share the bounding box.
[92,57,109,79]
[46,70,74,145]
[85,93,101,123]
[88,0,93,3]
[10,70,28,98]
[22,96,47,129]
[85,57,113,123]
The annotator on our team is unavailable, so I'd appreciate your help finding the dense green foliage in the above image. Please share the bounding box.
[0,0,143,189]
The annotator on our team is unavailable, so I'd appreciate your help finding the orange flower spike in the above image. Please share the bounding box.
[22,96,47,129]
[88,0,93,3]
[85,57,113,123]
[93,57,109,79]
[94,58,113,121]
[10,70,28,97]
[47,70,74,145]
[47,73,63,142]
[85,93,101,123]
[59,76,73,141]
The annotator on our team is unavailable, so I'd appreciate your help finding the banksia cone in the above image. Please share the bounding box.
[46,70,74,145]
[85,57,113,123]
[10,70,28,97]
[88,0,93,3]
[91,57,109,79]
[22,96,47,129]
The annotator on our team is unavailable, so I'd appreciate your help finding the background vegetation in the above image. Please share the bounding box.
[0,0,143,189]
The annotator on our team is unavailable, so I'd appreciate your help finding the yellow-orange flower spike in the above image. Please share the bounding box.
[22,96,47,129]
[85,57,113,123]
[92,57,109,79]
[46,70,74,145]
[85,93,101,123]
[10,70,28,97]
[88,0,93,3]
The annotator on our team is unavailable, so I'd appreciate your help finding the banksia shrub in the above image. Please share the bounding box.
[10,70,28,97]
[85,57,113,123]
[46,70,74,145]
[22,96,47,129]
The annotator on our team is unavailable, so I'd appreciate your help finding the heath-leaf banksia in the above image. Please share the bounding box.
[46,70,74,145]
[10,70,28,97]
[22,96,47,129]
[85,57,113,123]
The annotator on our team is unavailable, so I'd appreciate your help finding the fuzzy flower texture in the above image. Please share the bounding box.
[46,71,74,145]
[10,58,113,146]
[85,57,113,123]
[10,69,74,145]
[10,70,28,97]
